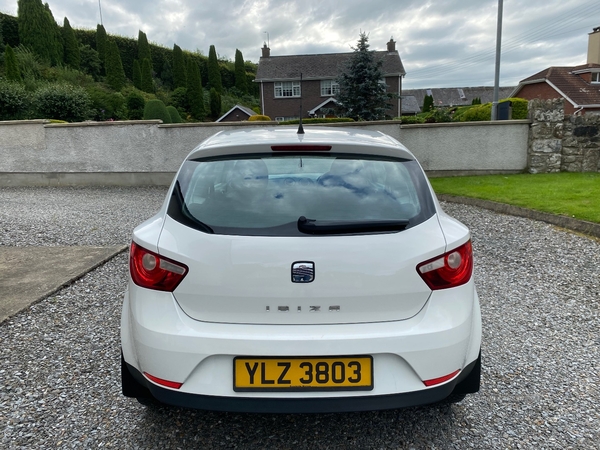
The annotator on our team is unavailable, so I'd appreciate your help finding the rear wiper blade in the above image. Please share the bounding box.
[297,216,408,235]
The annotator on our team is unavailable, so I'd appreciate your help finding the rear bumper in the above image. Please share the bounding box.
[125,356,479,413]
[121,279,481,411]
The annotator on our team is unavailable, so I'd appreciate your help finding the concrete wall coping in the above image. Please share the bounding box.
[0,119,50,126]
[401,120,531,129]
[44,120,162,128]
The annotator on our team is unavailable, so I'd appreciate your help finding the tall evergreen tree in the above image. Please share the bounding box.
[132,59,141,89]
[96,24,107,63]
[62,17,80,69]
[423,95,434,112]
[186,58,205,120]
[335,32,391,121]
[207,44,222,94]
[141,57,153,93]
[172,44,186,89]
[209,87,221,120]
[44,2,63,65]
[5,44,22,82]
[160,59,173,90]
[105,39,125,91]
[137,30,151,66]
[234,49,247,94]
[17,0,62,65]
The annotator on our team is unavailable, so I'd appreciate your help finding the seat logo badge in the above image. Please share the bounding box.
[291,262,315,283]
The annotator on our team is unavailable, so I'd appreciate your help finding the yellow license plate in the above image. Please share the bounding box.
[233,356,373,391]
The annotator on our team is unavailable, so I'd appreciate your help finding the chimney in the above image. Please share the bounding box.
[387,37,396,53]
[261,43,270,58]
[588,27,600,64]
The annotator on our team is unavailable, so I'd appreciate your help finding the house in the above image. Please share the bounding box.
[510,27,600,115]
[402,86,516,111]
[216,104,256,122]
[254,39,406,121]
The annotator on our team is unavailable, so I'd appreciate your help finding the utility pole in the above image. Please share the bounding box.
[98,0,103,25]
[491,0,503,120]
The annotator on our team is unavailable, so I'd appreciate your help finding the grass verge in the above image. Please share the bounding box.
[429,173,600,223]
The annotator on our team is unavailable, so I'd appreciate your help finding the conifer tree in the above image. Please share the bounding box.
[141,57,153,93]
[209,87,221,120]
[172,44,186,89]
[105,39,125,91]
[335,32,390,121]
[423,95,434,112]
[62,17,80,69]
[17,0,62,65]
[44,2,63,65]
[96,24,107,63]
[207,44,222,94]
[137,30,151,66]
[160,59,173,90]
[234,49,247,94]
[186,58,205,120]
[5,44,22,82]
[133,59,141,90]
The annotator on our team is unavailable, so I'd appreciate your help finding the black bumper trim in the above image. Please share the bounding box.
[125,357,478,413]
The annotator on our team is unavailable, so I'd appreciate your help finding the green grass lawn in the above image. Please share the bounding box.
[429,172,600,223]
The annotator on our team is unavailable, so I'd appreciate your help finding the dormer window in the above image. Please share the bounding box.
[592,72,600,83]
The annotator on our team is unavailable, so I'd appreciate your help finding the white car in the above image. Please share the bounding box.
[121,126,481,413]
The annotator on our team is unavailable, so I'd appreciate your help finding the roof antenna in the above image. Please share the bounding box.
[297,73,305,134]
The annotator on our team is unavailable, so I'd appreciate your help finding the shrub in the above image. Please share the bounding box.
[423,107,453,123]
[171,86,188,111]
[0,81,30,120]
[279,117,354,124]
[86,84,126,120]
[126,90,145,120]
[34,83,92,122]
[459,103,492,122]
[502,97,528,119]
[79,44,102,81]
[166,105,183,123]
[399,115,425,124]
[248,114,271,121]
[143,98,171,123]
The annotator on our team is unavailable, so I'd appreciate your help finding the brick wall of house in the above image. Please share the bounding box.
[261,77,403,119]
[517,83,574,114]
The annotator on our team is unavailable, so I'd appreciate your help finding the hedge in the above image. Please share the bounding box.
[34,83,92,122]
[143,98,171,123]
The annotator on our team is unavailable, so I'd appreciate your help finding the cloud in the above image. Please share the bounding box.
[1,0,599,88]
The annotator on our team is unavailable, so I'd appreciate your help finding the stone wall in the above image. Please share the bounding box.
[528,98,600,173]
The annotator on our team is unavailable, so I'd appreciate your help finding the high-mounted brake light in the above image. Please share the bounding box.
[417,240,473,290]
[271,145,332,151]
[129,242,188,292]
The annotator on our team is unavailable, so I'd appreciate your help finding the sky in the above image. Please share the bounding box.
[1,0,599,89]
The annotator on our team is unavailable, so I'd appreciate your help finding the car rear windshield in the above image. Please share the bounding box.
[168,154,436,236]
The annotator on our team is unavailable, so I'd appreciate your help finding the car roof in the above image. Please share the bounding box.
[186,127,416,160]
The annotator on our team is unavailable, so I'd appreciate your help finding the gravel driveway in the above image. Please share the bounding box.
[1,186,598,449]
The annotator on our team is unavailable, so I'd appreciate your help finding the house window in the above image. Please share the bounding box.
[592,73,600,83]
[321,80,339,96]
[275,82,301,98]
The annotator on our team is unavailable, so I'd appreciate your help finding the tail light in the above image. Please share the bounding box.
[417,240,473,290]
[129,242,188,292]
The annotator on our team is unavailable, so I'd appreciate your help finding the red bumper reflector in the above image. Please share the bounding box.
[144,372,183,390]
[423,369,461,387]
